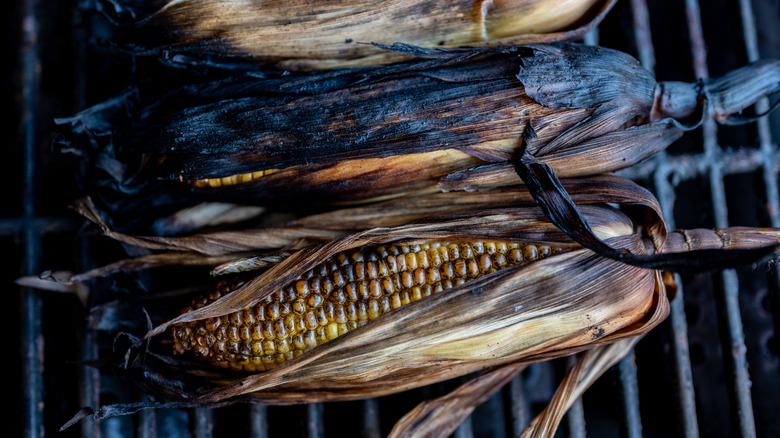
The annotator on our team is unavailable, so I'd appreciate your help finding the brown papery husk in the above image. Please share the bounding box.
[136,233,666,405]
[55,176,663,287]
[132,0,615,70]
[389,271,666,438]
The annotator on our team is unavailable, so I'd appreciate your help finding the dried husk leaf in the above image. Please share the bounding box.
[389,276,663,438]
[63,176,780,427]
[519,336,641,437]
[57,44,780,230]
[111,0,616,70]
[139,233,665,405]
[388,363,527,438]
[119,179,669,406]
[59,176,662,285]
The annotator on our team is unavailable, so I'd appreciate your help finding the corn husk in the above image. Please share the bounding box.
[58,177,666,414]
[46,174,780,430]
[58,44,780,232]
[113,0,615,70]
[39,176,657,284]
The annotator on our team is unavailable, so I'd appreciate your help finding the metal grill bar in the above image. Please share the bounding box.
[618,352,642,438]
[20,0,44,435]
[685,2,757,437]
[250,404,269,438]
[738,0,780,230]
[628,2,702,438]
[361,399,381,438]
[306,402,324,438]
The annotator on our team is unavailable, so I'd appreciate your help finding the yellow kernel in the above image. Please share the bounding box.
[478,254,493,273]
[262,339,275,355]
[377,260,388,277]
[428,248,442,267]
[345,302,358,321]
[367,299,380,320]
[368,279,382,298]
[303,312,318,330]
[306,294,323,309]
[390,293,402,309]
[292,299,306,314]
[426,267,440,283]
[440,262,455,280]
[405,253,418,270]
[454,259,467,277]
[394,254,406,272]
[523,245,539,261]
[386,256,398,273]
[315,307,328,326]
[365,262,378,279]
[328,305,344,324]
[315,327,328,345]
[416,251,429,268]
[265,303,279,320]
[261,322,274,340]
[295,280,309,297]
[382,277,395,295]
[325,323,339,341]
[447,243,459,260]
[303,330,317,348]
[239,326,251,341]
[401,271,413,289]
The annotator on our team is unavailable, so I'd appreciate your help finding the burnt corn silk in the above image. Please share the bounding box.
[59,43,780,228]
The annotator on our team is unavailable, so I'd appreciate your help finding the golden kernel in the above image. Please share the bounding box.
[523,245,538,261]
[325,323,339,341]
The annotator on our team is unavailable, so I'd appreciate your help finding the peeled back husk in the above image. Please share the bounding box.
[118,0,615,70]
[57,43,780,232]
[51,177,780,427]
[88,178,670,407]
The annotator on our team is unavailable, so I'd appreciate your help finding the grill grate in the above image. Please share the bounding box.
[11,0,780,437]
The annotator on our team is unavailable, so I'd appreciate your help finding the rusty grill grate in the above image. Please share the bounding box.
[10,0,780,437]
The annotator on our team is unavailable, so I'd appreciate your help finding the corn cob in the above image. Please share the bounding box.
[125,0,613,70]
[53,174,780,431]
[59,44,780,230]
[172,241,561,371]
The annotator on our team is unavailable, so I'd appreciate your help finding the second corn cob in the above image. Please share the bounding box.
[58,43,780,231]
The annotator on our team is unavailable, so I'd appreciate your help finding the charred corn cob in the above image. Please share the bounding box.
[124,0,613,69]
[172,241,560,371]
[51,176,780,429]
[59,44,780,230]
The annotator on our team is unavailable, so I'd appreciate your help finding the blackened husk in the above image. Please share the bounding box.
[57,43,780,232]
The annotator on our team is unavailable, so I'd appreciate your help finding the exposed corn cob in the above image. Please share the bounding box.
[59,44,780,230]
[172,241,560,371]
[125,0,613,70]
